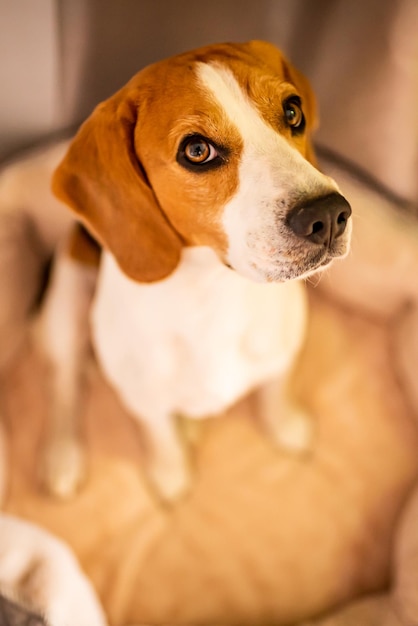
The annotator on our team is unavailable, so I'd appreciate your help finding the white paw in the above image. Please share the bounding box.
[147,453,192,502]
[0,515,107,626]
[267,406,314,453]
[41,436,86,499]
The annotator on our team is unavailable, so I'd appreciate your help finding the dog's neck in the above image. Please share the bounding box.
[98,245,254,301]
[91,246,306,419]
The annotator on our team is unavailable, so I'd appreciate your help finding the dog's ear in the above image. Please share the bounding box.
[247,40,318,166]
[52,90,182,283]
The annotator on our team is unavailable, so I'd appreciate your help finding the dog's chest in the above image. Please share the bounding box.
[91,248,306,418]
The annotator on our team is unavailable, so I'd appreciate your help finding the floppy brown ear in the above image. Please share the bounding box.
[52,90,182,283]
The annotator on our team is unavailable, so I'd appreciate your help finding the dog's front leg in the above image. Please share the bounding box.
[142,412,192,503]
[36,234,97,499]
[257,375,314,454]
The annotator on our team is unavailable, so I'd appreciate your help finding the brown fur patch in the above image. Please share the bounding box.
[68,223,101,267]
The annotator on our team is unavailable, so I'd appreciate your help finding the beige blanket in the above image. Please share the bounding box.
[2,156,418,624]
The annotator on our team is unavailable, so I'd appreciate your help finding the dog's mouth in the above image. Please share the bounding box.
[227,208,352,284]
[248,237,350,283]
[293,236,352,276]
[275,190,352,279]
[296,250,335,278]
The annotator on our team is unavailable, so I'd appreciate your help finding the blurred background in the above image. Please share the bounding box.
[1,0,417,205]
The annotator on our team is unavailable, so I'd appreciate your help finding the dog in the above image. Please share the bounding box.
[7,40,351,501]
[0,514,106,626]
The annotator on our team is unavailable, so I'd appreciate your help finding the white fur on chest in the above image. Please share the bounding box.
[91,248,307,421]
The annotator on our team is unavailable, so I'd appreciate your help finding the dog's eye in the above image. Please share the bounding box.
[283,97,305,133]
[177,135,225,172]
[183,138,218,164]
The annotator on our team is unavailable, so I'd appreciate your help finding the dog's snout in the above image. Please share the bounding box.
[287,193,352,246]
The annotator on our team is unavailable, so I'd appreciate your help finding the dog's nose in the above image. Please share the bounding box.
[287,192,351,246]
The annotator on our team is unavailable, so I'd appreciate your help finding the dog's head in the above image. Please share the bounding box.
[53,40,351,283]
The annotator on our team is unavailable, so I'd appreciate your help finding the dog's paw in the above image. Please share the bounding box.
[266,405,314,454]
[0,515,107,626]
[40,436,86,499]
[147,452,192,502]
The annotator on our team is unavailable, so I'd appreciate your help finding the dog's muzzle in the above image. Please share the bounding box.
[286,192,351,248]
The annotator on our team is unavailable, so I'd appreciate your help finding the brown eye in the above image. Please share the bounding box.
[184,138,217,164]
[283,98,305,132]
[177,134,226,172]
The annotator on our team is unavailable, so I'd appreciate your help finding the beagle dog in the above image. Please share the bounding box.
[37,40,351,500]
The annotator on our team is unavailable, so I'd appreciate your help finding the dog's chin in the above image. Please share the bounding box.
[237,252,335,284]
[291,257,334,281]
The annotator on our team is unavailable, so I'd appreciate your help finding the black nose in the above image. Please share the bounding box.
[286,192,351,246]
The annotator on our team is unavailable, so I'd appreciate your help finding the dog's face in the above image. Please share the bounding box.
[53,41,351,283]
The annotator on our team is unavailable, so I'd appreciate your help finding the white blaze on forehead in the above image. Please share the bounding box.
[195,61,340,191]
[196,62,276,146]
[196,61,339,282]
[196,61,310,167]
